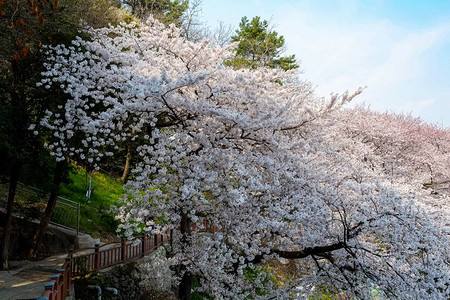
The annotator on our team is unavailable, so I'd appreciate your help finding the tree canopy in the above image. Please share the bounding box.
[228,16,298,71]
[0,0,133,267]
[36,17,449,299]
[121,0,188,25]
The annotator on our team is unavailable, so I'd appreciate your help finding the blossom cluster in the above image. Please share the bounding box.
[39,17,449,299]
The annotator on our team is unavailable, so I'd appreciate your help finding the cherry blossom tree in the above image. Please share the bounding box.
[331,107,450,217]
[38,18,449,299]
[337,108,450,191]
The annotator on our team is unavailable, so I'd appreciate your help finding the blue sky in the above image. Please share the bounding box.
[200,0,450,128]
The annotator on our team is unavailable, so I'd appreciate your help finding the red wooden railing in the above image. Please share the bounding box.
[71,232,169,276]
[39,256,72,300]
[39,232,170,299]
[194,219,219,233]
[38,222,217,299]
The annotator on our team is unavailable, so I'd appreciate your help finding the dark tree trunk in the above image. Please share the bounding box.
[1,60,25,269]
[179,270,193,300]
[28,160,66,259]
[0,161,21,270]
[178,210,192,300]
[120,145,132,181]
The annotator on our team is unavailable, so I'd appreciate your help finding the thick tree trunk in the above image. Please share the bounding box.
[179,270,193,300]
[0,162,21,270]
[178,210,192,300]
[1,59,25,270]
[120,146,132,181]
[28,160,66,259]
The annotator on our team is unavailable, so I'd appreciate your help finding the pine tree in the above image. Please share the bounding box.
[122,0,188,25]
[228,16,298,71]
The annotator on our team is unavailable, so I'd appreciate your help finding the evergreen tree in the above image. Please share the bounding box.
[228,16,298,71]
[122,0,188,25]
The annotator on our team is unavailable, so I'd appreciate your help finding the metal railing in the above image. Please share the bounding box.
[50,196,80,236]
[0,182,80,235]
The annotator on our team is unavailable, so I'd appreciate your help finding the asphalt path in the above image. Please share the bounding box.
[0,253,69,300]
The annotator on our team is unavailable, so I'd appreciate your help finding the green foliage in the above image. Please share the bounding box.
[59,167,124,208]
[58,166,124,234]
[190,275,214,300]
[0,165,122,235]
[242,266,275,298]
[62,0,135,29]
[309,286,347,300]
[0,0,132,233]
[79,205,118,235]
[243,266,261,282]
[74,256,91,276]
[122,0,188,25]
[227,16,298,71]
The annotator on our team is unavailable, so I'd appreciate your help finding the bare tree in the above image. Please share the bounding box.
[208,20,234,47]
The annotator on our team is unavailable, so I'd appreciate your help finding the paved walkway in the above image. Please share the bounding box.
[0,253,68,300]
[0,195,101,300]
[0,222,101,300]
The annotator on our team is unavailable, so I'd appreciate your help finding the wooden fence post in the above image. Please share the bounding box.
[67,249,72,276]
[50,274,60,299]
[141,234,146,257]
[94,243,100,270]
[44,282,54,296]
[121,238,126,263]
[58,268,67,299]
[65,255,72,295]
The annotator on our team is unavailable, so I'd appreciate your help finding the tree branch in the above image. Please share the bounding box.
[248,240,346,268]
[273,241,346,259]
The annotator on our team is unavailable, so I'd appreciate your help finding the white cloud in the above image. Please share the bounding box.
[399,98,436,115]
[368,25,450,89]
[270,3,450,126]
[201,0,450,127]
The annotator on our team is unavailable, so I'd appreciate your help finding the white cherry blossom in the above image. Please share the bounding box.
[39,17,449,299]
